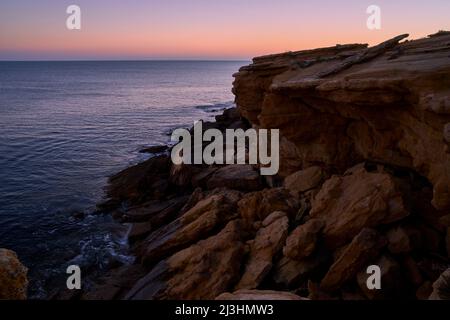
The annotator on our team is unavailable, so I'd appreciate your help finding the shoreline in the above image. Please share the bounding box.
[83,33,450,300]
[2,32,450,300]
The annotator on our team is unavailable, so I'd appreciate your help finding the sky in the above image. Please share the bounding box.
[0,0,449,60]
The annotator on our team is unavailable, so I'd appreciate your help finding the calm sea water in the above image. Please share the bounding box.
[0,60,245,298]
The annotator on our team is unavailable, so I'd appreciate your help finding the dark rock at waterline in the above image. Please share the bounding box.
[139,145,169,154]
[105,155,171,208]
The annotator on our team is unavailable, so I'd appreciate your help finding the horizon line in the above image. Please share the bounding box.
[0,58,251,62]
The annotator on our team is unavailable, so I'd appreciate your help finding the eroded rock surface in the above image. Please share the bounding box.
[84,33,450,301]
[233,33,450,210]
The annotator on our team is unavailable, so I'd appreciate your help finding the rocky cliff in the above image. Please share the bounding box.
[233,32,450,210]
[81,32,450,300]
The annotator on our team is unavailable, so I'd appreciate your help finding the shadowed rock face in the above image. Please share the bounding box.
[233,33,450,210]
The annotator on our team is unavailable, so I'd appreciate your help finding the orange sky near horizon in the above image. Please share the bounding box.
[1,0,449,60]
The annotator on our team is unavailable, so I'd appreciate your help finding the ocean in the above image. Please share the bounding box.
[0,60,246,298]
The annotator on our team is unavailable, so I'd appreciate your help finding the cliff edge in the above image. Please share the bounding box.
[81,33,450,300]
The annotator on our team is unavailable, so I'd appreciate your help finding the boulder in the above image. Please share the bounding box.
[320,228,386,292]
[0,249,28,300]
[105,155,171,207]
[140,190,241,265]
[238,188,298,228]
[283,218,324,260]
[310,165,408,249]
[216,289,307,300]
[206,165,263,191]
[126,220,245,300]
[284,166,325,198]
[236,211,289,290]
[272,250,329,288]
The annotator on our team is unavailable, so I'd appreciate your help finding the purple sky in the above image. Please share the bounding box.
[0,0,449,60]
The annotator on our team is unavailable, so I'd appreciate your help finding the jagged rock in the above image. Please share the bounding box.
[429,268,450,300]
[0,249,28,300]
[236,211,289,290]
[139,145,168,154]
[191,166,220,188]
[215,107,241,124]
[272,250,329,288]
[216,289,307,300]
[238,188,298,228]
[320,228,386,292]
[121,196,188,223]
[206,165,263,191]
[169,163,203,188]
[357,255,403,300]
[105,155,171,207]
[128,222,154,243]
[283,218,324,260]
[310,165,408,249]
[233,34,450,210]
[126,220,245,300]
[140,190,241,265]
[283,166,325,198]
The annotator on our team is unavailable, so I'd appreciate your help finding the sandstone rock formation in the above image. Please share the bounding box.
[233,32,450,210]
[84,33,450,301]
[0,249,28,300]
[236,211,289,289]
[310,164,408,249]
[283,218,324,260]
[126,220,245,300]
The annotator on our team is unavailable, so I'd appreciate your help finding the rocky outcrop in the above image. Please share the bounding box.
[310,164,408,249]
[125,220,245,300]
[233,32,450,210]
[236,211,289,290]
[83,33,450,301]
[320,228,386,292]
[0,249,28,300]
[139,190,241,265]
[283,218,324,260]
